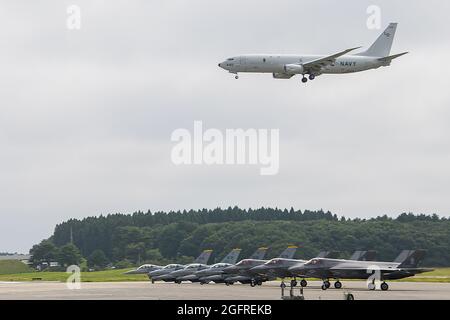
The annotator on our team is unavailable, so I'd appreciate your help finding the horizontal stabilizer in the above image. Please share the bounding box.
[378,52,408,62]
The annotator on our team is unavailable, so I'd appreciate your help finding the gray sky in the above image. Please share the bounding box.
[1,0,450,253]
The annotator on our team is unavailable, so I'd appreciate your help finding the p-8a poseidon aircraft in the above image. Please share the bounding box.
[218,23,407,83]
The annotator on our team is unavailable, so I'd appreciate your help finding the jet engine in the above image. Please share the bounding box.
[284,64,304,74]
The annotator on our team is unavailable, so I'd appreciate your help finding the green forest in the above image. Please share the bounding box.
[29,208,450,268]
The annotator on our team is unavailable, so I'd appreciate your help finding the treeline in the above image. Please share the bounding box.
[31,208,450,268]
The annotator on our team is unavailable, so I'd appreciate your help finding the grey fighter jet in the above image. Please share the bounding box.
[289,249,431,291]
[124,264,162,274]
[223,246,298,287]
[148,249,212,283]
[250,250,342,288]
[173,248,241,283]
[196,247,268,285]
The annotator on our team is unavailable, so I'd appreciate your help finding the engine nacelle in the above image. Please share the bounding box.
[284,64,304,74]
[272,73,293,79]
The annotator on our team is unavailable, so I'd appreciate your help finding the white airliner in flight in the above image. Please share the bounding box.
[218,23,407,83]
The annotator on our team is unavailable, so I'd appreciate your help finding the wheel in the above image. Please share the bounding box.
[301,77,308,83]
[334,281,342,289]
[381,282,389,291]
[225,282,230,286]
[290,280,297,287]
[368,282,376,290]
[235,75,239,79]
[346,293,354,300]
[257,281,263,286]
[300,279,307,287]
[309,74,315,80]
[151,279,155,284]
[200,282,205,285]
[321,284,327,290]
[251,281,256,287]
[324,280,331,289]
[280,282,286,289]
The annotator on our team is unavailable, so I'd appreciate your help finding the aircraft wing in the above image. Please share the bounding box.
[302,46,362,74]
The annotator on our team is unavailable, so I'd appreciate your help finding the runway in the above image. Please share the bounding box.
[1,281,449,300]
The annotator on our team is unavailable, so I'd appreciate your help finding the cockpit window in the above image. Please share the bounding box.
[305,259,320,266]
[227,58,234,61]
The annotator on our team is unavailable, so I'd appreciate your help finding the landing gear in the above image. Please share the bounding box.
[175,280,181,284]
[301,76,308,83]
[235,74,239,79]
[300,279,308,287]
[368,282,376,290]
[308,74,315,80]
[290,279,298,287]
[151,279,155,284]
[334,281,342,289]
[381,282,389,291]
[321,279,331,290]
[251,280,257,287]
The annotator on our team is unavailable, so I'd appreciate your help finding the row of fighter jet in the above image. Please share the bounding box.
[125,246,431,291]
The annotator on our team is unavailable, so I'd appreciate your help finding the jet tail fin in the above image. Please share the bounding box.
[248,247,268,260]
[220,249,242,264]
[278,246,297,259]
[193,249,213,264]
[316,251,340,259]
[395,250,427,268]
[357,23,398,57]
[350,250,377,261]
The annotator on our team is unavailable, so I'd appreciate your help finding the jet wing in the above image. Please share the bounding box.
[302,46,362,74]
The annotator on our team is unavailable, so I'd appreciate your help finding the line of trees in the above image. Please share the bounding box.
[30,208,450,269]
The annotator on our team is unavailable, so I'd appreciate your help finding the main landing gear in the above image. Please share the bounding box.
[321,280,331,290]
[300,279,308,287]
[301,74,316,83]
[250,279,263,287]
[320,279,342,290]
[367,279,389,291]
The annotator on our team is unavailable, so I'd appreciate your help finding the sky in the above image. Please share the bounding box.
[1,0,450,253]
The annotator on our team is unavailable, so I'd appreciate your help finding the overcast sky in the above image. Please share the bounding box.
[1,0,450,253]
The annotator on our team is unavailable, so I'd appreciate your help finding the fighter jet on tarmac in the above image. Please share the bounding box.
[249,249,340,288]
[148,249,212,283]
[288,250,431,291]
[196,247,268,285]
[124,264,162,275]
[172,249,241,283]
[223,246,299,287]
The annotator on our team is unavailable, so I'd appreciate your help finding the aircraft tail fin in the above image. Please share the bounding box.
[395,250,427,268]
[193,249,213,264]
[248,247,268,260]
[350,250,377,261]
[358,23,398,57]
[220,248,241,264]
[316,251,340,259]
[278,246,297,259]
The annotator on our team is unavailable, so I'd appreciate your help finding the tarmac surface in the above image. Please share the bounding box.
[1,280,449,300]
